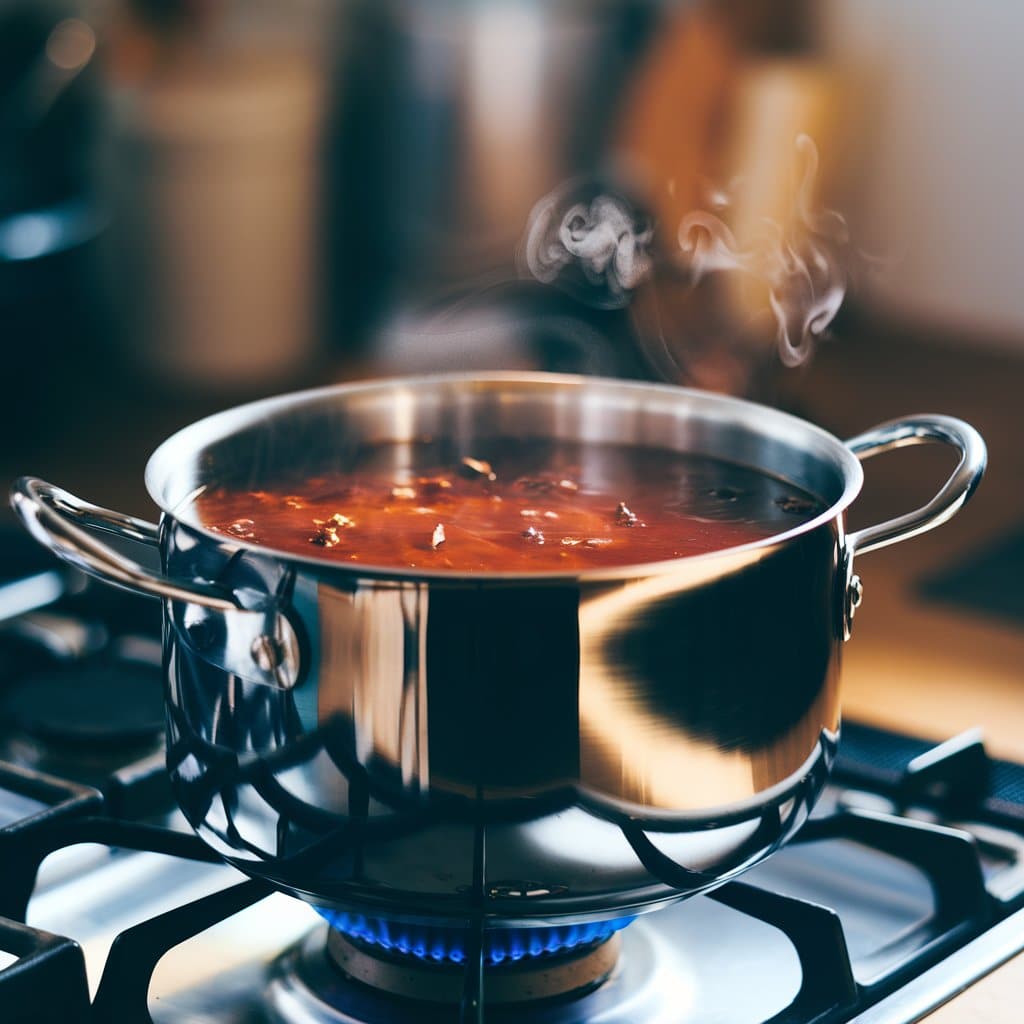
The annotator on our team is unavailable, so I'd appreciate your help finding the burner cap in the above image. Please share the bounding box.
[266,915,676,1023]
[1,661,164,747]
[325,927,622,1005]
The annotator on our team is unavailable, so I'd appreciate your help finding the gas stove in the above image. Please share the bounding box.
[2,535,1024,1024]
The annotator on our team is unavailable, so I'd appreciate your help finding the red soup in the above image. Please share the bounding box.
[196,439,825,572]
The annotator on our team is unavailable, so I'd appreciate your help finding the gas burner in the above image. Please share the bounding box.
[0,645,166,795]
[1,660,164,748]
[315,909,636,967]
[297,911,638,1011]
[264,922,679,1023]
[327,926,621,1005]
[0,545,167,802]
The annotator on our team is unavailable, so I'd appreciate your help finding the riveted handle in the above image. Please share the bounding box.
[10,478,303,687]
[845,415,986,558]
[10,477,239,611]
[838,415,986,640]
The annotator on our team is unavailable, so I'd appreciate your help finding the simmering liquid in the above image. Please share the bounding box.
[196,440,825,571]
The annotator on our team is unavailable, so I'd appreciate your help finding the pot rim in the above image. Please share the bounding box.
[145,371,863,583]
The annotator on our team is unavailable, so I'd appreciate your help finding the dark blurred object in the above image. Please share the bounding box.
[718,0,813,53]
[0,6,98,216]
[0,4,105,441]
[0,0,849,401]
[369,279,650,378]
[326,0,664,373]
[0,524,165,793]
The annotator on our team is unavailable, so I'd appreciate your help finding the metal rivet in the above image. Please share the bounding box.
[843,573,864,642]
[250,635,283,672]
[485,881,568,899]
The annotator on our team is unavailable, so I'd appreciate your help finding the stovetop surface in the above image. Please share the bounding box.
[2,540,1024,1024]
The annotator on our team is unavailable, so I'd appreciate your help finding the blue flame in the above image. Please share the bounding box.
[315,909,635,967]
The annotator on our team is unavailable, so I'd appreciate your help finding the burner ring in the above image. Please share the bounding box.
[265,922,679,1024]
[326,927,621,1005]
[314,908,635,967]
[0,661,164,747]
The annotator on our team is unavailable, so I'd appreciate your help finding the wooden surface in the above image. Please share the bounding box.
[922,949,1024,1022]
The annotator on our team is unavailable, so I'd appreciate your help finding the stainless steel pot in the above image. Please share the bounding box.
[10,373,985,928]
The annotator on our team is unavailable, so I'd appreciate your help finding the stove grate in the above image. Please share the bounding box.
[0,917,91,1024]
[2,720,1023,1023]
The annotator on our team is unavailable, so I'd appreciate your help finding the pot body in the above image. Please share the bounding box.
[154,374,853,925]
[163,515,842,924]
[12,373,986,926]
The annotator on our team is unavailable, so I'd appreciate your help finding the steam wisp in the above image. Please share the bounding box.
[520,186,653,309]
[521,135,850,368]
[677,135,847,366]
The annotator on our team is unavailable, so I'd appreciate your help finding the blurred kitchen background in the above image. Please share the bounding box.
[1,1,1022,747]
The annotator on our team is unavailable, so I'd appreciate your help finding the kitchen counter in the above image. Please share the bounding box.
[926,950,1024,1023]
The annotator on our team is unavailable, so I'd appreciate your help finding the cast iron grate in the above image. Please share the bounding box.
[0,762,100,1023]
[0,916,92,1024]
[837,721,1024,830]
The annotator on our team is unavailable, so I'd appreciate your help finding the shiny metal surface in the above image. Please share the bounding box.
[22,836,804,1024]
[9,373,986,925]
[170,600,303,691]
[849,907,1024,1023]
[19,776,1022,1024]
[11,479,237,611]
[264,911,802,1024]
[845,415,987,557]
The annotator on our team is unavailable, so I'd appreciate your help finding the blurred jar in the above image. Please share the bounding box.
[94,0,332,393]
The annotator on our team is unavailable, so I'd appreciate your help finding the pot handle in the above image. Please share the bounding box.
[844,415,986,558]
[10,477,239,612]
